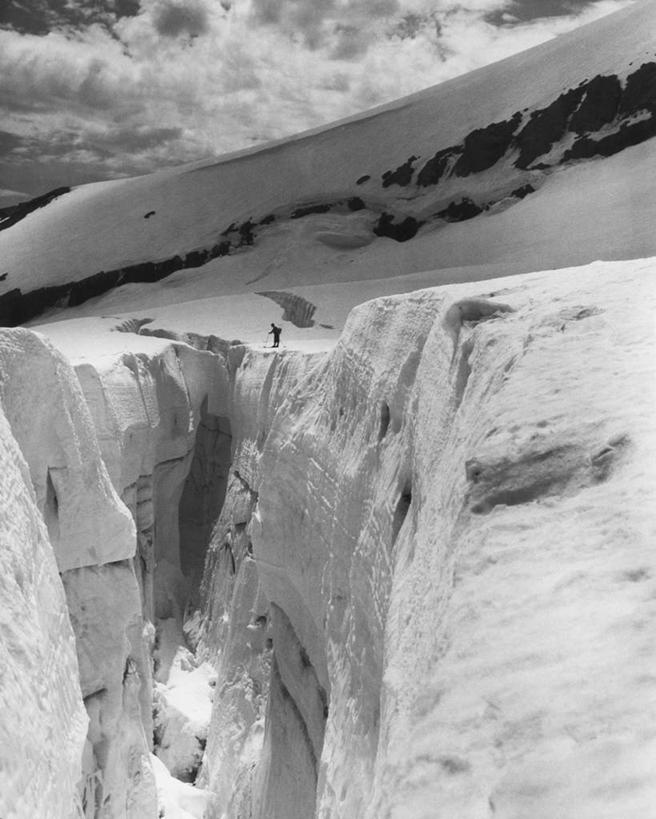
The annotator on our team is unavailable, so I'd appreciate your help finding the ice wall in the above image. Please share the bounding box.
[197,259,656,818]
[65,338,231,815]
[2,258,654,818]
[0,329,229,818]
[0,398,87,818]
[0,329,156,817]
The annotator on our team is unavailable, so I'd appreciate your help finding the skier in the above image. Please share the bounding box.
[268,322,282,348]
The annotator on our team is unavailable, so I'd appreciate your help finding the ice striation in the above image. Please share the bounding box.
[203,259,656,818]
[1,257,652,817]
[0,393,87,818]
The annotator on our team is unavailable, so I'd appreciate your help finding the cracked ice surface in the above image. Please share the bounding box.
[0,256,654,818]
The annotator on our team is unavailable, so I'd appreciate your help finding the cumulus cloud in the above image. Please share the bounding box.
[151,0,210,37]
[0,0,636,193]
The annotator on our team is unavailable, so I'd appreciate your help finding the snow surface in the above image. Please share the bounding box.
[2,1,655,308]
[0,4,654,818]
[154,646,215,781]
[231,257,656,818]
[151,754,211,819]
[0,328,135,571]
[0,398,87,819]
[18,254,655,818]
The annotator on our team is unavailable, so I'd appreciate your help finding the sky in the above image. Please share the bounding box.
[0,0,634,204]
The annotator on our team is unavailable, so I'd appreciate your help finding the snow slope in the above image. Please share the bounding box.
[0,0,655,325]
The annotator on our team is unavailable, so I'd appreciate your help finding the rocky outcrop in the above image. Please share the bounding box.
[2,58,655,328]
[0,187,70,233]
[381,156,419,188]
[373,212,423,242]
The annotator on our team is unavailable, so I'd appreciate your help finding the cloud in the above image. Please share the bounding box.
[0,186,30,200]
[0,0,636,194]
[152,0,210,37]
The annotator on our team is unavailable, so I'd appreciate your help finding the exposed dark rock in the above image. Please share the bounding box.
[0,288,35,325]
[570,74,621,134]
[619,61,656,116]
[564,115,656,161]
[0,205,18,222]
[184,249,210,268]
[68,269,123,307]
[211,241,232,259]
[511,184,535,199]
[514,86,587,169]
[0,187,71,233]
[347,197,365,211]
[382,156,418,188]
[238,219,256,246]
[291,203,332,219]
[7,63,656,328]
[0,238,236,325]
[436,198,483,222]
[454,114,521,176]
[0,283,69,326]
[416,146,459,187]
[144,210,156,219]
[373,213,423,242]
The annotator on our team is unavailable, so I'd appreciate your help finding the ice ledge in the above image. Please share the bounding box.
[0,327,135,572]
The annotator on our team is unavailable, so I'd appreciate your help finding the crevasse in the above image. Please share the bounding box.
[0,260,655,818]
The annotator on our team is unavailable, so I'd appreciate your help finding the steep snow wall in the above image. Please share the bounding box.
[0,328,230,817]
[5,257,654,817]
[193,258,656,817]
[0,329,158,817]
[0,395,87,818]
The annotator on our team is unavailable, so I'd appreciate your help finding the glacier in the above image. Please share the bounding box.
[0,2,655,815]
[0,258,654,817]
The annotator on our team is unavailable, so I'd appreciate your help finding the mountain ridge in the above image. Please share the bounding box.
[0,0,654,327]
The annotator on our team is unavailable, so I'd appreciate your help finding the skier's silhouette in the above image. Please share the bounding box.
[269,323,282,348]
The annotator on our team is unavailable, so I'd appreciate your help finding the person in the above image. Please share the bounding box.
[269,322,282,348]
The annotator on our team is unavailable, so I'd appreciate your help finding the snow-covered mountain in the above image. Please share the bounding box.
[0,0,655,328]
[1,3,655,819]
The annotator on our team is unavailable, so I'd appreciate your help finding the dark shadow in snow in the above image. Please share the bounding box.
[257,291,317,328]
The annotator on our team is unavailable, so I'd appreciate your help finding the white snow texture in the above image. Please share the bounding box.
[0,3,655,818]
